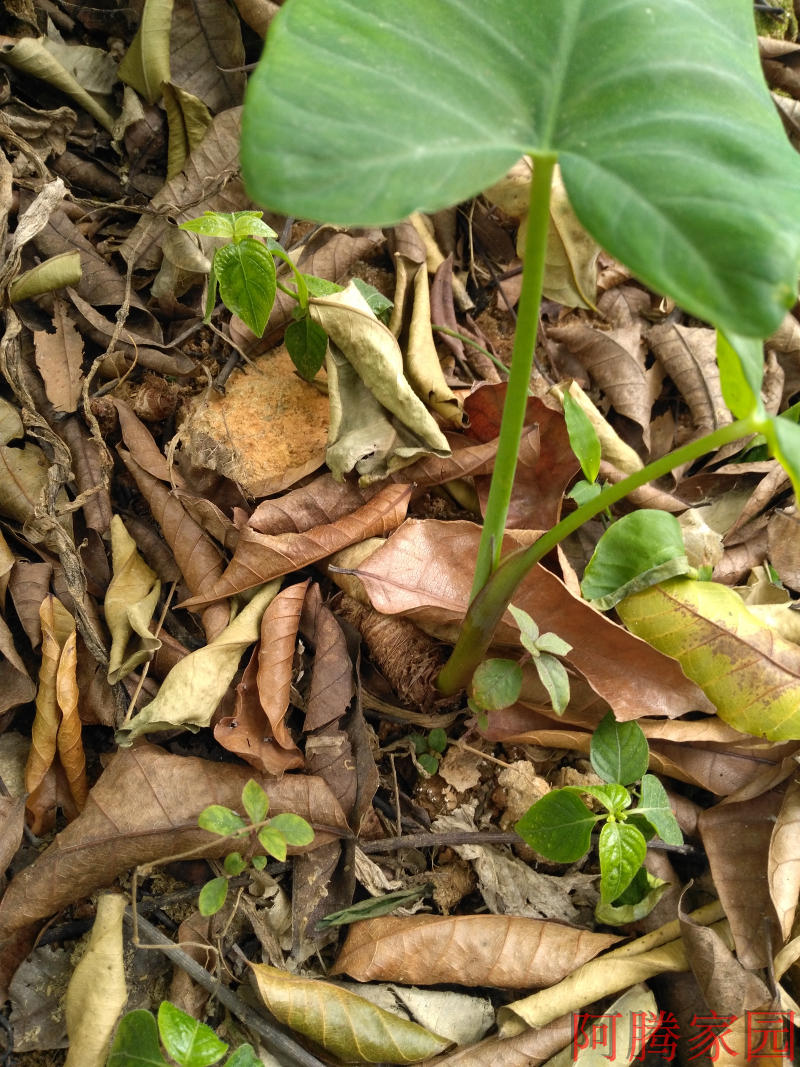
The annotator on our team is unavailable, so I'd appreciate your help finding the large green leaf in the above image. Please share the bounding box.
[241,0,800,338]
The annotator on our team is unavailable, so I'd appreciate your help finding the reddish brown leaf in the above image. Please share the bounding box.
[214,582,308,775]
[113,398,185,487]
[331,914,620,989]
[119,448,228,640]
[647,322,730,434]
[180,482,412,608]
[352,519,711,720]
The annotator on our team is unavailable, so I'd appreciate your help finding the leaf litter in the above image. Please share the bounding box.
[0,4,799,1065]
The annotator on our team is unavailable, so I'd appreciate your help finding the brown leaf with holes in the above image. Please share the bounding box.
[33,297,83,413]
[180,482,412,607]
[331,914,620,989]
[0,745,347,999]
[118,448,228,640]
[214,581,308,775]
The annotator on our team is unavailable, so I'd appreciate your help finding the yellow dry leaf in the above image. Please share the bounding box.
[105,514,161,684]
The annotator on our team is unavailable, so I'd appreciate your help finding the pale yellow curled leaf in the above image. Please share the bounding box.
[0,37,116,131]
[390,254,465,427]
[162,81,212,180]
[105,515,162,684]
[10,251,82,304]
[769,777,800,940]
[484,160,600,309]
[118,0,173,104]
[250,962,452,1064]
[309,281,450,455]
[544,985,658,1067]
[64,894,127,1067]
[617,578,800,741]
[33,295,84,413]
[42,38,119,93]
[56,630,88,811]
[115,580,280,745]
[26,595,75,799]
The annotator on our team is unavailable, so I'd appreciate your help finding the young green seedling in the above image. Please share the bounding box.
[197,779,314,916]
[409,727,448,775]
[238,0,800,708]
[515,712,682,920]
[107,1001,260,1067]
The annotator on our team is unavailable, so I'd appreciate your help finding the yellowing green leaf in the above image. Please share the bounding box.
[118,0,173,104]
[250,963,452,1063]
[105,515,161,684]
[617,578,800,741]
[115,580,280,745]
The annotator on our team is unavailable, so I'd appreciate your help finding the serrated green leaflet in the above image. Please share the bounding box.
[241,0,800,339]
[581,510,690,609]
[632,774,684,846]
[590,711,649,786]
[213,239,276,337]
[285,314,328,379]
[515,789,598,862]
[598,820,647,903]
[158,1001,228,1067]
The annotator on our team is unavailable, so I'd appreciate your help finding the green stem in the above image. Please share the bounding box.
[436,414,762,694]
[470,154,556,599]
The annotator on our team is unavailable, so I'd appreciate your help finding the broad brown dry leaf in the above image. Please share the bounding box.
[180,482,412,607]
[421,1013,573,1067]
[330,914,619,989]
[33,297,83,413]
[350,519,711,720]
[698,790,783,969]
[647,322,731,434]
[0,745,348,999]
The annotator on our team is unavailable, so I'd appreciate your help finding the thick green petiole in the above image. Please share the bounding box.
[470,155,556,599]
[437,414,763,695]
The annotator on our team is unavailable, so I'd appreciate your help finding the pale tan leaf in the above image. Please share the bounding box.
[9,250,81,302]
[116,580,280,745]
[769,778,800,940]
[250,962,451,1063]
[64,894,126,1067]
[0,614,35,715]
[331,914,620,989]
[162,82,212,180]
[117,0,172,104]
[179,482,411,607]
[104,515,161,684]
[56,629,87,811]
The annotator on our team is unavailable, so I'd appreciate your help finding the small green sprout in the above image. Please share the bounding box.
[409,728,448,775]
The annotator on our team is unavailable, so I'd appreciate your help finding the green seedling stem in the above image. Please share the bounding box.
[437,412,761,694]
[470,155,556,598]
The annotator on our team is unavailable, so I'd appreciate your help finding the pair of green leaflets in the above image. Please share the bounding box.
[108,1001,257,1067]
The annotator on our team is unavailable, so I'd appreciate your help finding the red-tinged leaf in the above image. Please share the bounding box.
[179,482,412,608]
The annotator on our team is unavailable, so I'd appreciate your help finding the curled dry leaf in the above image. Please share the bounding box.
[0,613,35,716]
[250,963,451,1064]
[618,578,800,740]
[0,745,348,999]
[118,448,229,640]
[115,580,280,746]
[179,482,412,608]
[214,581,308,775]
[63,893,126,1067]
[768,777,800,940]
[330,914,620,989]
[104,515,161,684]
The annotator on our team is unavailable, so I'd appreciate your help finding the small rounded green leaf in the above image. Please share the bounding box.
[226,1045,262,1067]
[241,779,269,825]
[179,212,235,239]
[563,388,601,482]
[197,806,247,837]
[515,789,598,862]
[107,1008,166,1067]
[223,851,247,876]
[581,510,690,609]
[417,753,439,775]
[258,825,288,861]
[533,652,571,715]
[469,657,522,711]
[267,813,315,846]
[251,854,267,870]
[198,877,229,917]
[232,212,277,241]
[157,1000,228,1067]
[285,315,328,379]
[631,774,684,846]
[590,711,649,786]
[428,728,448,754]
[598,820,647,903]
[214,239,276,337]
